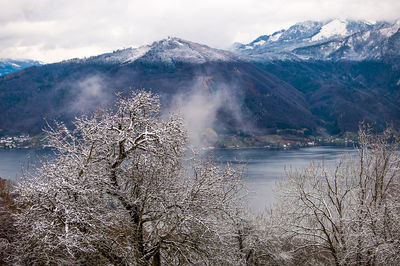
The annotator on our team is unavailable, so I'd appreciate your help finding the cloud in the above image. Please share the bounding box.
[0,0,399,62]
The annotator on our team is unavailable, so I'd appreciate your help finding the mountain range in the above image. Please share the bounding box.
[0,59,41,77]
[0,19,399,138]
[234,19,400,62]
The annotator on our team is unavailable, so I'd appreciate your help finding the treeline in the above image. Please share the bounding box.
[0,92,399,265]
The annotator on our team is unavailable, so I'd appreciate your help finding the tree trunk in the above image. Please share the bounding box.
[152,250,161,266]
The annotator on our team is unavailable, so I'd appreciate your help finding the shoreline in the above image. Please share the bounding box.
[1,142,357,152]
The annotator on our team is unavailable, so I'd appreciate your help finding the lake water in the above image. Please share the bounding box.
[211,146,356,212]
[0,146,356,212]
[0,148,51,180]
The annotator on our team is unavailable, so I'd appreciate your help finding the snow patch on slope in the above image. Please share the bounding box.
[379,23,400,37]
[147,37,235,64]
[270,32,282,42]
[87,37,236,65]
[362,31,371,40]
[10,63,21,68]
[311,19,348,41]
[124,45,151,63]
[253,40,266,46]
[93,46,150,64]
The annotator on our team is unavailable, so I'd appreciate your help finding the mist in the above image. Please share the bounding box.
[67,75,112,115]
[166,78,249,148]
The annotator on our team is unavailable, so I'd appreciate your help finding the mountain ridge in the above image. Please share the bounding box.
[234,19,400,61]
[0,59,42,77]
[0,38,317,136]
[66,37,238,66]
[0,19,399,137]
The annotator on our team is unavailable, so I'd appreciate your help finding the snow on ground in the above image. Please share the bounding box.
[124,45,151,63]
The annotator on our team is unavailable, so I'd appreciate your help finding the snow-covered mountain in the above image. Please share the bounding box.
[234,19,400,61]
[0,37,318,135]
[1,31,399,136]
[80,37,237,65]
[0,59,42,76]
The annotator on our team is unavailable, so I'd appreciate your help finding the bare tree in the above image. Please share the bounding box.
[273,126,400,266]
[347,127,400,265]
[231,211,288,265]
[0,178,16,265]
[12,91,247,265]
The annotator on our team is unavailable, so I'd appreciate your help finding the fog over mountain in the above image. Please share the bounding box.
[0,20,399,139]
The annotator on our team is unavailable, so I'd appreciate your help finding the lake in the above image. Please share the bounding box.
[210,146,356,212]
[0,146,356,212]
[0,148,51,180]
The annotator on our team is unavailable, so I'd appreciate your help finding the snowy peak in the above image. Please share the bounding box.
[234,19,400,61]
[0,58,42,76]
[241,19,376,46]
[309,19,374,41]
[311,19,348,41]
[281,20,323,41]
[88,37,236,65]
[142,37,236,64]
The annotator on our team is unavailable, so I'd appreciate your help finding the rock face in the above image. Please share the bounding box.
[1,20,400,137]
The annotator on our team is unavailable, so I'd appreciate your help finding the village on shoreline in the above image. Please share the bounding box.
[0,132,357,150]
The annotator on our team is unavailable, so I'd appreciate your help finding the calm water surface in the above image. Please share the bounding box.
[211,146,356,212]
[0,146,355,212]
[0,148,52,180]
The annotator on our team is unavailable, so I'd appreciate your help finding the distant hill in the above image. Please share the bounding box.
[0,38,316,136]
[0,59,42,77]
[1,21,400,137]
[255,60,400,134]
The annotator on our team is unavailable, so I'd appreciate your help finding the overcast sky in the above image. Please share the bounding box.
[1,0,399,63]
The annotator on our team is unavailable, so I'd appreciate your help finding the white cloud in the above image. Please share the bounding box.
[0,0,399,62]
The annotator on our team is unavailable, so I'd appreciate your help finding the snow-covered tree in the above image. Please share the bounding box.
[274,126,400,265]
[12,91,247,265]
[0,178,16,265]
